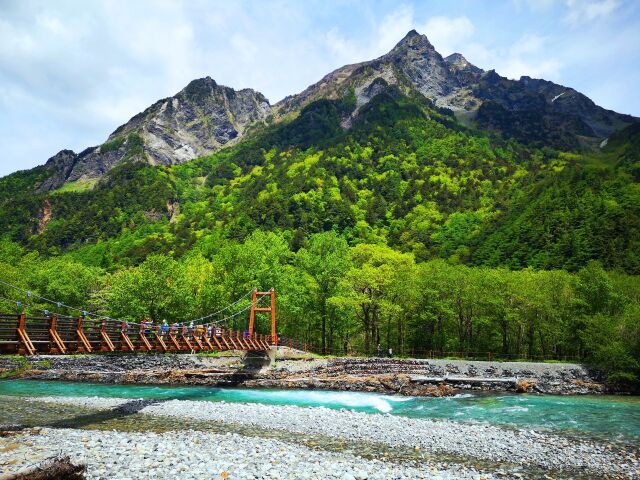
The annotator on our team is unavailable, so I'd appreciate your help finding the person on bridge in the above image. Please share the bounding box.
[161,321,169,336]
[188,321,194,334]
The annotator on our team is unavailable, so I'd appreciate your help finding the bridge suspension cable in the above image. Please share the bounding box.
[0,278,137,325]
[0,279,271,331]
[0,292,70,318]
[184,288,255,325]
[193,292,271,328]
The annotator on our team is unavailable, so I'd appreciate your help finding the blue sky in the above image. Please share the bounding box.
[1,0,639,177]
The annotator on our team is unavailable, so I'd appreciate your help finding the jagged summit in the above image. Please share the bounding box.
[402,28,420,39]
[445,53,482,73]
[390,29,435,51]
[275,28,636,148]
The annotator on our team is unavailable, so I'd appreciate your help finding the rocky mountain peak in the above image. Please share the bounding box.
[39,78,272,189]
[180,76,222,101]
[445,53,482,73]
[388,29,436,56]
[44,149,76,169]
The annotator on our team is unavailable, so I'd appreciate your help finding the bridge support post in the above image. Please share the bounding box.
[76,317,92,353]
[17,313,36,355]
[120,322,135,351]
[138,321,152,351]
[250,288,277,349]
[248,289,257,335]
[49,314,67,354]
[271,289,277,346]
[100,319,115,352]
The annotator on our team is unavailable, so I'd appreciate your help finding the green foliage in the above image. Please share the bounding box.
[0,166,51,204]
[124,133,145,159]
[100,136,125,153]
[52,178,98,194]
[0,89,639,384]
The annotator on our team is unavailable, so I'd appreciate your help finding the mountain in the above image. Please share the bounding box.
[39,77,271,191]
[13,29,636,193]
[275,30,636,149]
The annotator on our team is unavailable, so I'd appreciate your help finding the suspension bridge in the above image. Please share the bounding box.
[0,280,279,356]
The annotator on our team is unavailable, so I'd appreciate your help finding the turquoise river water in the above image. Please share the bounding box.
[1,380,638,442]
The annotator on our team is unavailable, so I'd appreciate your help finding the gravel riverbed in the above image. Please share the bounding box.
[23,395,639,478]
[0,427,489,480]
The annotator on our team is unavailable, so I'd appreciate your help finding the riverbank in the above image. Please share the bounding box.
[2,394,637,478]
[0,351,612,395]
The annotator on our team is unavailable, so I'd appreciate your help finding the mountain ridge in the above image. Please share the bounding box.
[7,29,639,190]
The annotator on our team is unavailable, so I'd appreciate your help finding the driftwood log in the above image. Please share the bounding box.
[0,455,86,480]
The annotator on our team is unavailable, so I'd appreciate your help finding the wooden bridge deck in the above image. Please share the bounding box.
[0,314,274,355]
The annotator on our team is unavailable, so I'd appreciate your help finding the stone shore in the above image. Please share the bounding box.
[0,427,494,480]
[0,351,610,395]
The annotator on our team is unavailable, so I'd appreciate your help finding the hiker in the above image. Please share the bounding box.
[188,321,194,335]
[377,343,383,358]
[388,347,393,358]
[161,320,169,336]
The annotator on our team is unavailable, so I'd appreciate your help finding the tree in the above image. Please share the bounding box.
[296,231,350,353]
[331,244,414,354]
[104,254,180,322]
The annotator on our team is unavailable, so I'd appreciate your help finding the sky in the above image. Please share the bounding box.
[1,0,639,177]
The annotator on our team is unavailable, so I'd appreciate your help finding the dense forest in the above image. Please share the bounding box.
[0,90,638,386]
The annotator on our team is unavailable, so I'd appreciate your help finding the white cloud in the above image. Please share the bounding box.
[418,16,475,56]
[375,5,415,53]
[496,34,562,79]
[324,5,416,65]
[565,0,619,24]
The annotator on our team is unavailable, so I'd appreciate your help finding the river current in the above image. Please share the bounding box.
[1,380,638,443]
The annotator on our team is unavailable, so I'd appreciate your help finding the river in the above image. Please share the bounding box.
[1,379,638,443]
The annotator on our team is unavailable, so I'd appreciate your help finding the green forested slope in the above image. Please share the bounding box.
[0,90,638,385]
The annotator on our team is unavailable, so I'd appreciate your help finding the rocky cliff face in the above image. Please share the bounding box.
[275,30,637,148]
[41,77,271,189]
[39,149,78,191]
